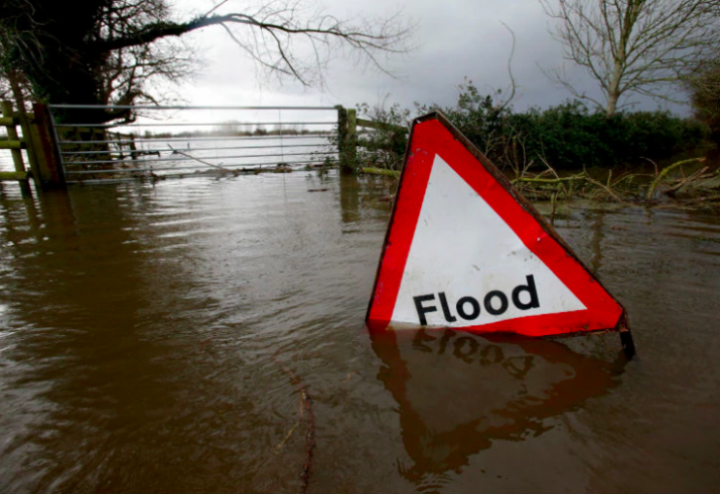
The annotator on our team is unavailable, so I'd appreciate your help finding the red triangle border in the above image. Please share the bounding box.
[366,113,627,338]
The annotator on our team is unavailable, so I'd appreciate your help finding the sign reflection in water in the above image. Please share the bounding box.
[371,328,625,483]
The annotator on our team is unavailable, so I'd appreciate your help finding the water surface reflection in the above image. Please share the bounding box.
[0,173,716,493]
[371,328,624,486]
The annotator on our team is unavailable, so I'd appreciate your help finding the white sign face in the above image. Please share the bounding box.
[391,155,586,328]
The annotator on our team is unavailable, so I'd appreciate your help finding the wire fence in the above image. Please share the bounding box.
[47,105,341,184]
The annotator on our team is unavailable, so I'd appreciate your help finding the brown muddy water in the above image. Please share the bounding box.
[0,171,718,493]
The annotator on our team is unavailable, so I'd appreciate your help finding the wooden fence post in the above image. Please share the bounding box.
[337,105,347,162]
[337,106,358,174]
[29,103,66,188]
[0,101,32,196]
[16,108,42,192]
[346,108,357,172]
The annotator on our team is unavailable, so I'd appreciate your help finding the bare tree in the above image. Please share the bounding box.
[540,0,720,116]
[686,56,720,145]
[0,0,413,122]
[94,1,198,109]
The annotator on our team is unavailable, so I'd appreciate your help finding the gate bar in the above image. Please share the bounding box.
[64,150,336,166]
[58,134,335,145]
[56,121,335,128]
[65,159,326,176]
[61,143,325,155]
[49,104,337,110]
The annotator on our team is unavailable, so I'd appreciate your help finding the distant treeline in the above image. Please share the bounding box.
[142,126,327,139]
[369,83,712,171]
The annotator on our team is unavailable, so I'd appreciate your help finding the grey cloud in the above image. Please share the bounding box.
[175,0,690,116]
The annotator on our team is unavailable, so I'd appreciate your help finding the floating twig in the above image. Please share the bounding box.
[512,175,584,184]
[550,190,559,226]
[582,167,627,204]
[664,166,709,197]
[359,166,400,178]
[647,157,705,200]
[273,355,315,494]
[274,396,303,455]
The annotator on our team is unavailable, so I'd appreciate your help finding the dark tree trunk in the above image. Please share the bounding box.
[6,0,116,123]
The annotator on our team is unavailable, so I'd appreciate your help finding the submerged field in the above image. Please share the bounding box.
[0,171,718,493]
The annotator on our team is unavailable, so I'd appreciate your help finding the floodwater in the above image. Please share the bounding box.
[62,135,337,182]
[0,171,717,493]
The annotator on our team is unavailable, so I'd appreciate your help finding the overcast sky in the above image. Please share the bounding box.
[169,0,687,118]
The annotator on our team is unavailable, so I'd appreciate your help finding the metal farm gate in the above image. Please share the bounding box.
[47,105,342,184]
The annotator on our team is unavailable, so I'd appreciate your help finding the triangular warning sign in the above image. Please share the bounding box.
[366,112,629,339]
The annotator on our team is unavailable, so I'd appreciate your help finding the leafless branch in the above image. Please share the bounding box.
[1,0,415,119]
[540,0,720,116]
[497,21,518,112]
[96,1,414,88]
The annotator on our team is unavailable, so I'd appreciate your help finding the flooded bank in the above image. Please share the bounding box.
[0,171,718,493]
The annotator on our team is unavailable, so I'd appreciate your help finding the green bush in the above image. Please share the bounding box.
[510,102,617,169]
[429,82,709,170]
[355,101,411,170]
[359,81,710,172]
